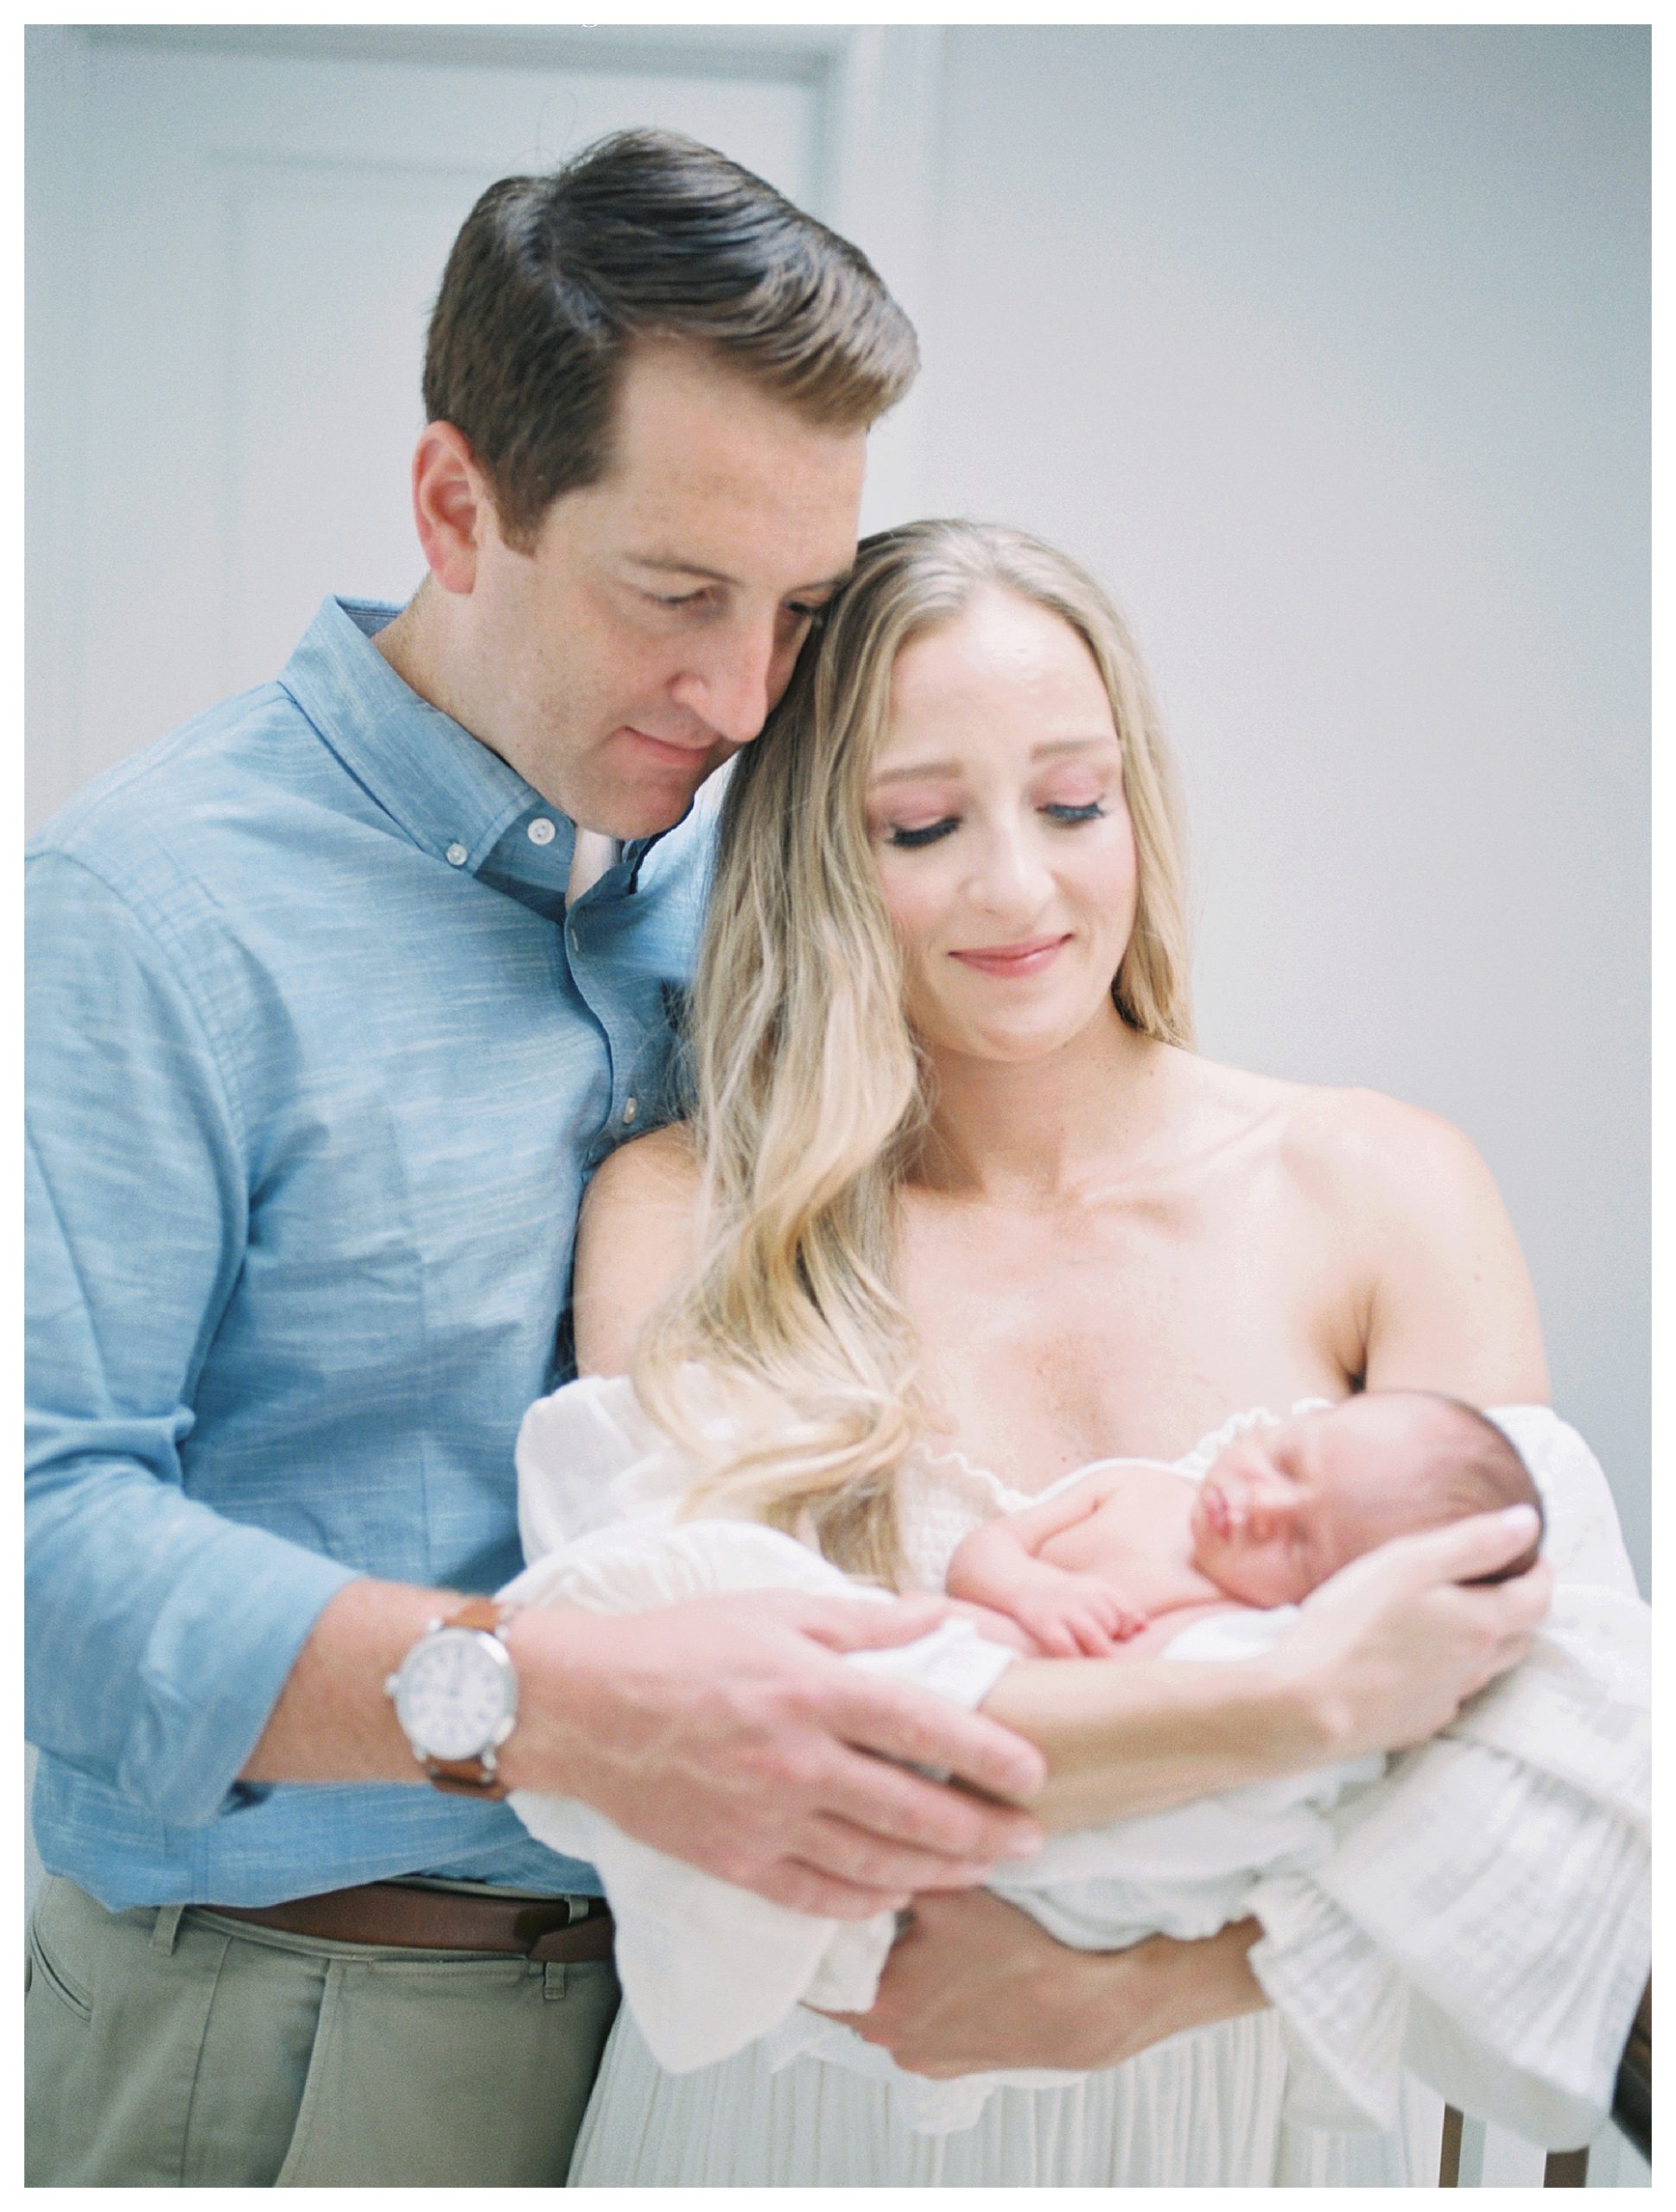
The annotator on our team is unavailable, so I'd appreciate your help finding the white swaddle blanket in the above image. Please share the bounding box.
[501,1382,1648,2145]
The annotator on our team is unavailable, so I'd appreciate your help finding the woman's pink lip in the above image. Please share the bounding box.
[949,936,1070,973]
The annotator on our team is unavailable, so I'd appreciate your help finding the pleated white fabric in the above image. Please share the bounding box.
[570,2006,1446,2185]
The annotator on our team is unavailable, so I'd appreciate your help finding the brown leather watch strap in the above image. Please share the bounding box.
[417,1599,518,1800]
[424,1756,509,1800]
[444,1595,507,1636]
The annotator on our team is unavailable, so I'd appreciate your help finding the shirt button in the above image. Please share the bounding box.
[527,817,556,847]
[622,1097,639,1126]
[446,842,468,868]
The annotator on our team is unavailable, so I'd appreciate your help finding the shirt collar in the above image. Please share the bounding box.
[278,596,556,874]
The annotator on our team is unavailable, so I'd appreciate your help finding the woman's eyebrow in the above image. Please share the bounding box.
[868,734,1118,789]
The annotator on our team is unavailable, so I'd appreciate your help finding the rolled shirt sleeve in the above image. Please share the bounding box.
[27,852,357,1826]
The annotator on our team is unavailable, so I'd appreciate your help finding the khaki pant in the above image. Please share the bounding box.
[25,1876,619,2188]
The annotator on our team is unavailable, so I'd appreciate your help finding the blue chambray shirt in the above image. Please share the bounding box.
[26,597,711,1908]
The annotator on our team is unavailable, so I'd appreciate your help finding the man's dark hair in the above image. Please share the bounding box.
[422,128,919,546]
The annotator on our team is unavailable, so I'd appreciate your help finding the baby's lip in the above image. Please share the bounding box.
[1199,1484,1232,1538]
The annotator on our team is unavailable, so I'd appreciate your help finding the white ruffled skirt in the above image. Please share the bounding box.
[570,2005,1440,2185]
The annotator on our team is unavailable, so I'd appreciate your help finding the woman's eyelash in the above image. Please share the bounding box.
[885,800,1108,850]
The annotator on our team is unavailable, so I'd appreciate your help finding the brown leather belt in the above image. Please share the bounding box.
[203,1881,614,1963]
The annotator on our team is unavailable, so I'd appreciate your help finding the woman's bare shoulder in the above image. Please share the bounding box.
[1184,1059,1543,1396]
[583,1121,702,1217]
[573,1123,702,1375]
[1271,1082,1499,1218]
[1168,1052,1496,1211]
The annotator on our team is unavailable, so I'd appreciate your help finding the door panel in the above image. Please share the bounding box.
[62,42,820,798]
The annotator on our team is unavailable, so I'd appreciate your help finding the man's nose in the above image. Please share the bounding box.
[670,616,784,748]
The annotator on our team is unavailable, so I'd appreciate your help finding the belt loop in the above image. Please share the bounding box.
[543,1961,568,2002]
[152,1903,186,1955]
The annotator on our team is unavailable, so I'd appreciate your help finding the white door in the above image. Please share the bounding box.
[27,27,937,826]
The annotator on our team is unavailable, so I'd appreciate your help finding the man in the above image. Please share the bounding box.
[25,130,1047,2188]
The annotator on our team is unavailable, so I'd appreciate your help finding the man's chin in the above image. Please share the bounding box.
[574,741,727,840]
[565,766,712,842]
[591,788,703,841]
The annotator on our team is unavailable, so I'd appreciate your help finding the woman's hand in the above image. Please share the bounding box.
[1274,1503,1551,1759]
[820,1891,1266,2076]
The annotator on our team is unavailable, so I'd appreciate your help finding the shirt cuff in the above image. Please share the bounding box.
[122,1519,361,1826]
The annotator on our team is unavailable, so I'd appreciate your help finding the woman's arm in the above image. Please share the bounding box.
[1314,1088,1550,1401]
[980,1500,1546,1827]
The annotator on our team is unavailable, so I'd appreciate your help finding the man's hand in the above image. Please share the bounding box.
[821,1891,1266,2075]
[498,1592,1047,1918]
[1276,1503,1552,1760]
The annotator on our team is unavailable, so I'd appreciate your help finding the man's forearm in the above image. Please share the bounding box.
[240,1578,453,1783]
[830,1891,1267,2075]
[1080,1917,1268,2067]
[981,1650,1325,1829]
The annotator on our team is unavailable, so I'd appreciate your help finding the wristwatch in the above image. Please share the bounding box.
[385,1597,521,1797]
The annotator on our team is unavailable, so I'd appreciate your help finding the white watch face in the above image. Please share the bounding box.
[394,1629,516,1763]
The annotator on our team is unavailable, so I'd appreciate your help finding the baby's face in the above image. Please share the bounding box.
[1188,1397,1427,1607]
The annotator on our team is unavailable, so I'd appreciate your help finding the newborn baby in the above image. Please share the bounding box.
[947,1389,1544,1661]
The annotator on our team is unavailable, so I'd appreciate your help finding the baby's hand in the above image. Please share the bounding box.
[1005,1576,1147,1658]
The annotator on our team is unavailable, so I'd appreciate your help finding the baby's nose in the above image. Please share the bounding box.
[1246,1486,1299,1541]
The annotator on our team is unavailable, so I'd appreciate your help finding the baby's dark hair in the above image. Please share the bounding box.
[1403,1395,1545,1582]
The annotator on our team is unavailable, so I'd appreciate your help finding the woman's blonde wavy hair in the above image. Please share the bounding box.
[634,519,1193,1583]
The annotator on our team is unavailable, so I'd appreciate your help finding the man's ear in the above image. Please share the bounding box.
[410,422,496,594]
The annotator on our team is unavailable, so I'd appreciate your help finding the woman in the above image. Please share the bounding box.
[559,521,1632,2185]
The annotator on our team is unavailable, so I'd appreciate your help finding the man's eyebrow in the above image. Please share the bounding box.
[867,734,1118,787]
[625,553,852,595]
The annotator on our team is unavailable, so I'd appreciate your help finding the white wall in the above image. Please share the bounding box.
[916,27,1649,1588]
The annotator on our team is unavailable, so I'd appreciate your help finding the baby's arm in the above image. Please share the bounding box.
[947,1473,1147,1658]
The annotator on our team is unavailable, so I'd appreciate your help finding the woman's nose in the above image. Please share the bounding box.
[965,823,1054,916]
